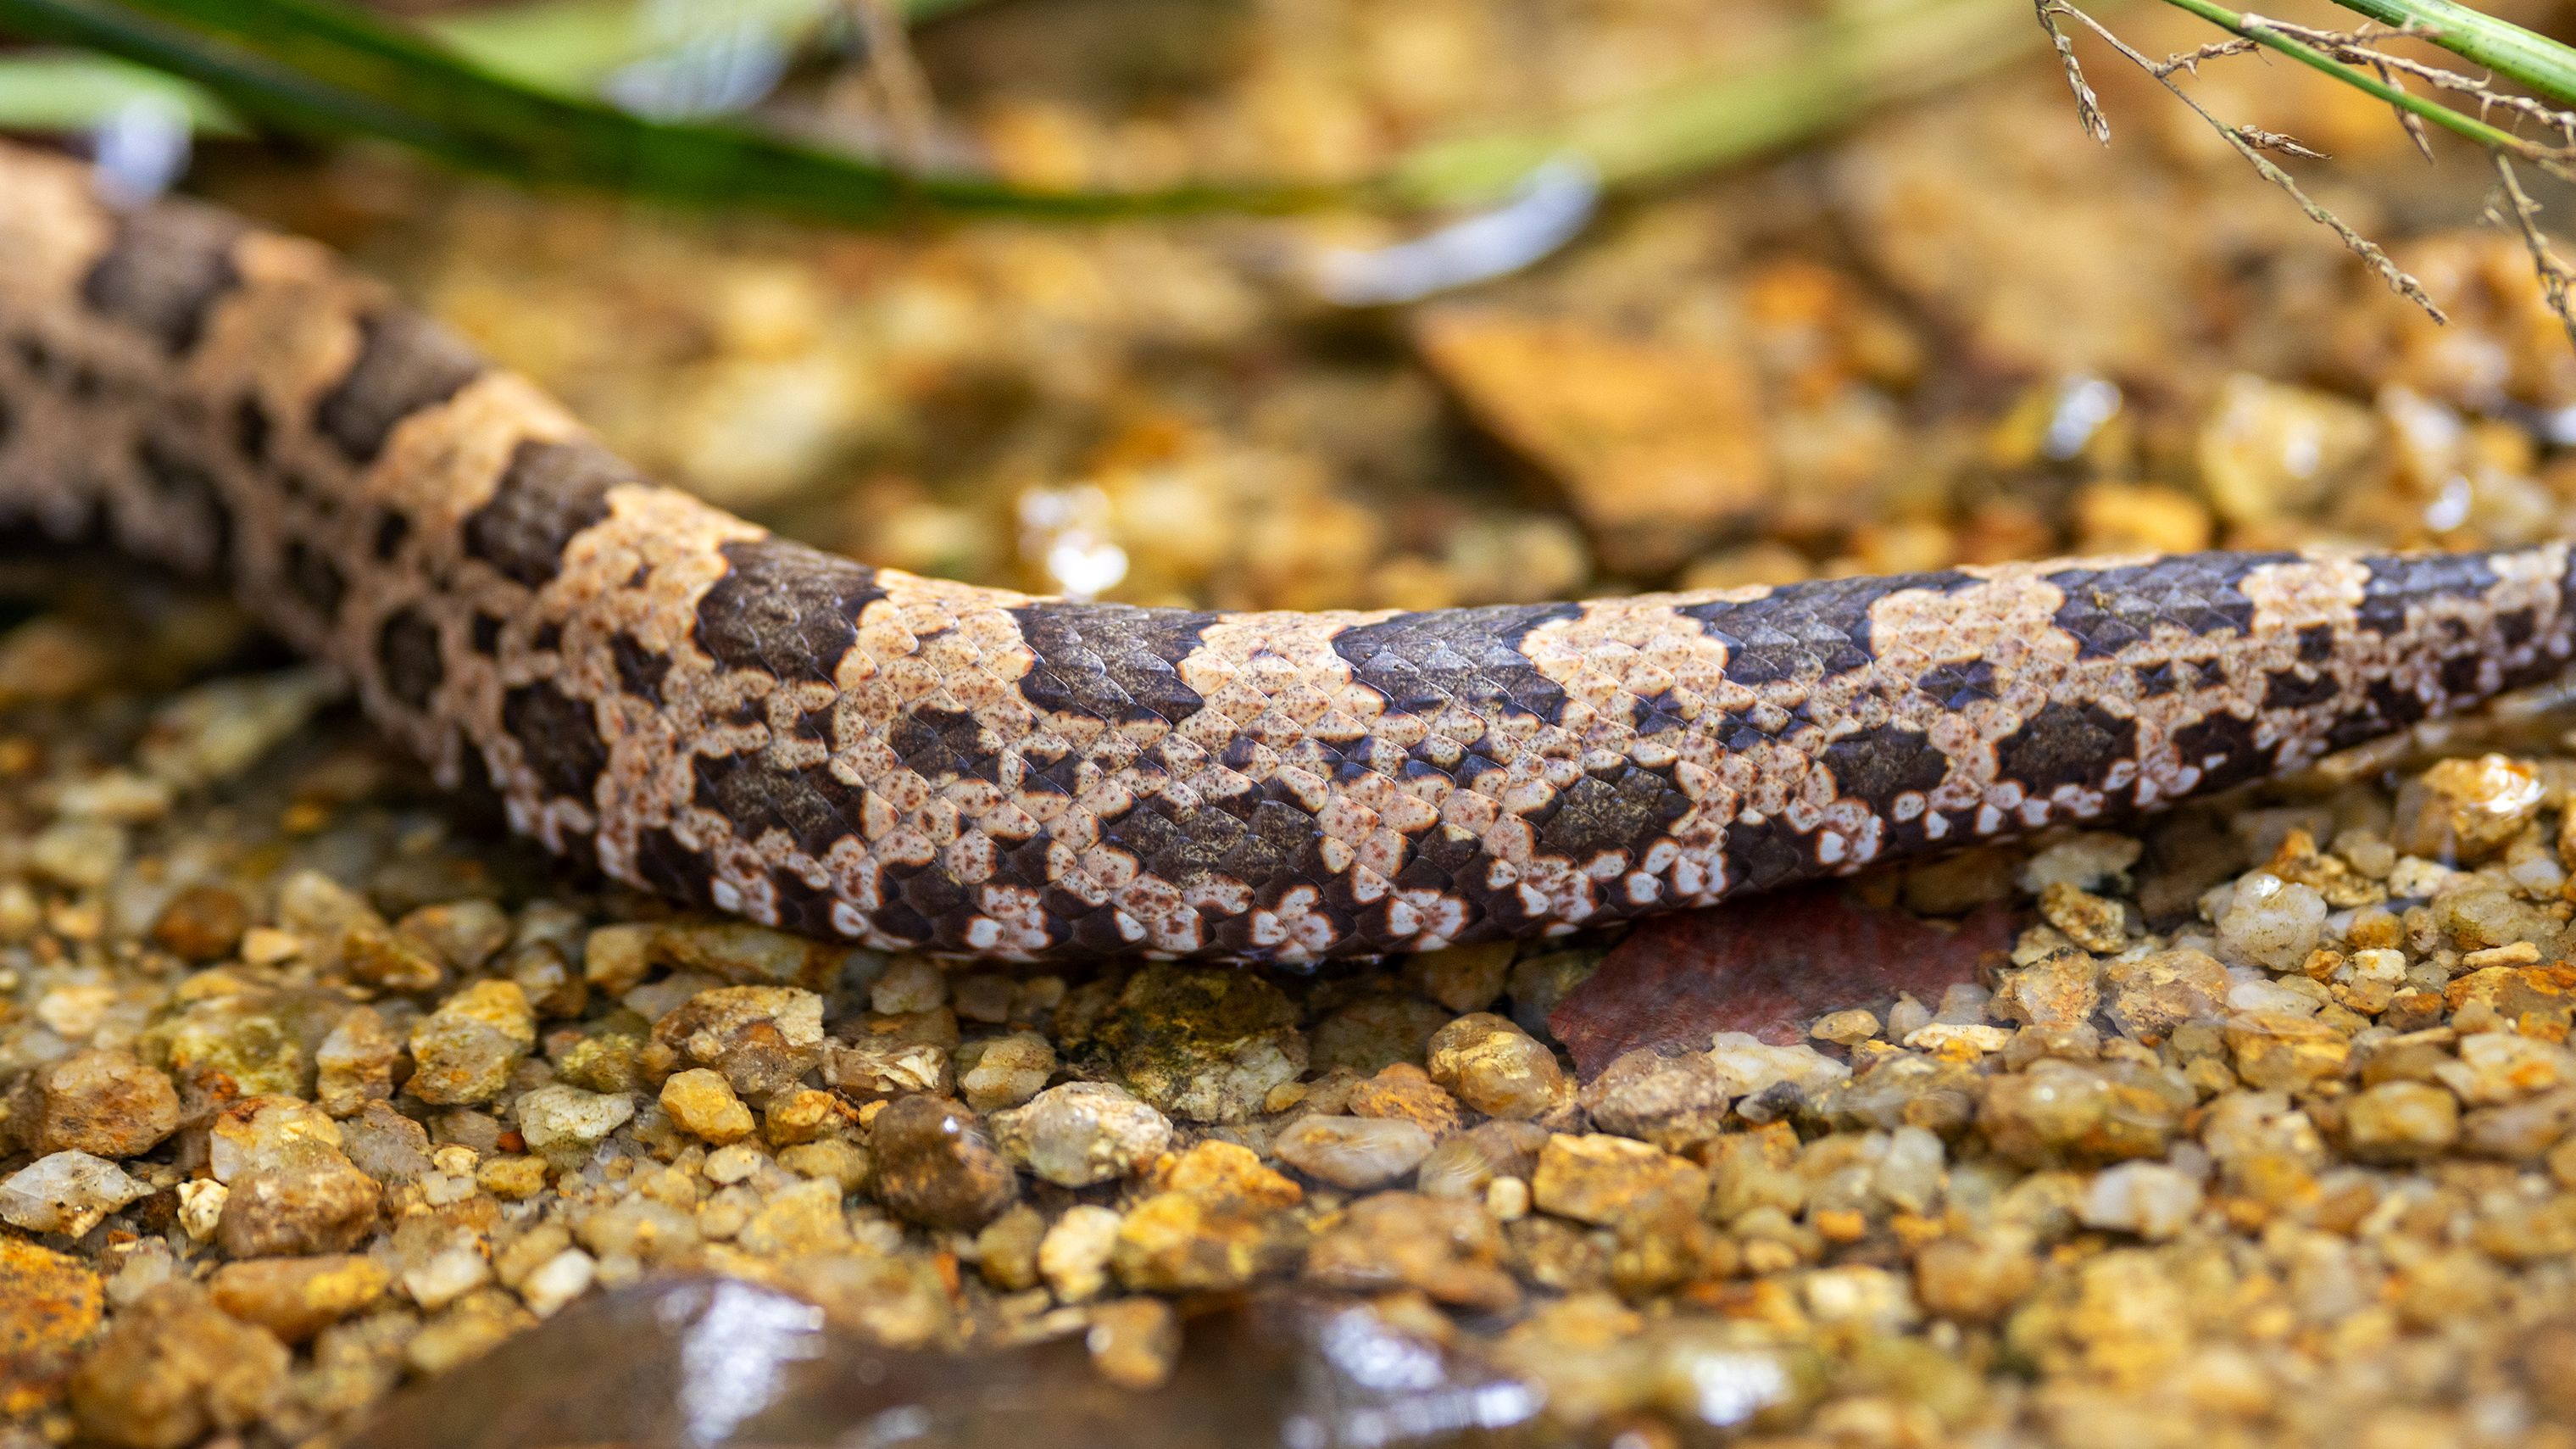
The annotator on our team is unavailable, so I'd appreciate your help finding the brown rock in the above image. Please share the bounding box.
[653,985,826,1097]
[1414,306,1772,573]
[408,980,536,1105]
[68,1283,287,1449]
[0,1236,102,1415]
[148,883,247,963]
[1992,948,2102,1033]
[208,1255,388,1342]
[1530,1134,1707,1228]
[1426,1013,1571,1120]
[870,1095,1019,1231]
[34,1048,178,1157]
[1112,1142,1302,1292]
[1346,1062,1465,1139]
[1577,1044,1732,1152]
[2101,948,2228,1042]
[2225,1012,2352,1092]
[209,1097,382,1257]
[1305,1191,1519,1312]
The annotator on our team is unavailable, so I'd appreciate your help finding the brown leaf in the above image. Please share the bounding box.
[1549,885,2016,1079]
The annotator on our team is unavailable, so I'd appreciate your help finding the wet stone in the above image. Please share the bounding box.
[1305,1191,1519,1313]
[1273,1114,1435,1190]
[870,1095,1020,1231]
[1427,1012,1572,1121]
[957,1030,1056,1112]
[993,1081,1171,1188]
[1346,1062,1465,1139]
[659,1068,755,1145]
[33,1048,179,1158]
[0,1151,149,1237]
[409,979,537,1105]
[1068,966,1308,1124]
[207,1254,389,1343]
[69,1282,288,1449]
[1578,1044,1732,1152]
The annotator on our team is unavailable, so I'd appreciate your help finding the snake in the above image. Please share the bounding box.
[1,139,2568,965]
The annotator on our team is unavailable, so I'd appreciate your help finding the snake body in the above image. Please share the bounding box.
[2,142,2570,963]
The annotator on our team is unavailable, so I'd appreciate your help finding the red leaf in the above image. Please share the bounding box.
[1548,885,2016,1079]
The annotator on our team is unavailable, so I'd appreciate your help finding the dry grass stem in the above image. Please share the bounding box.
[2054,2,2449,323]
[2490,150,2576,349]
[2236,125,2329,157]
[2252,15,2576,143]
[2038,0,2113,142]
[835,0,939,169]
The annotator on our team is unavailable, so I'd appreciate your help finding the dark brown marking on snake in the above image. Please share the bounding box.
[1994,700,2136,795]
[463,439,627,588]
[373,509,410,562]
[1534,768,1692,861]
[1821,722,1951,810]
[376,606,445,711]
[234,395,269,463]
[2173,710,2267,791]
[282,538,347,621]
[470,612,504,656]
[694,538,884,685]
[1916,659,1996,709]
[691,748,866,857]
[502,681,606,802]
[2356,552,2501,636]
[80,204,243,354]
[886,706,1003,785]
[1681,571,1975,685]
[1011,603,1216,723]
[2296,625,2334,662]
[631,826,716,906]
[135,436,230,574]
[1333,602,1580,720]
[2262,667,2340,711]
[768,868,842,938]
[314,313,483,463]
[610,631,670,705]
[2044,555,2290,658]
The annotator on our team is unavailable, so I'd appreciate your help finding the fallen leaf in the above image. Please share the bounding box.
[1549,885,2015,1078]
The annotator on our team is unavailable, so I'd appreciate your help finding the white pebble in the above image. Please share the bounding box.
[0,1151,148,1236]
[1038,1204,1123,1302]
[2078,1161,2203,1240]
[2216,872,2326,972]
[519,1248,598,1317]
[1271,1115,1434,1190]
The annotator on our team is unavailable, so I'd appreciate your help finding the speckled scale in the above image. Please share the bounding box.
[4,142,2574,962]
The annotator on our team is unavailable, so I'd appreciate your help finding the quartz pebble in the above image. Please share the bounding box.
[958,1030,1056,1111]
[1426,1013,1572,1119]
[0,1151,149,1236]
[33,1049,179,1157]
[993,1081,1173,1187]
[1039,1204,1124,1302]
[1272,1114,1434,1189]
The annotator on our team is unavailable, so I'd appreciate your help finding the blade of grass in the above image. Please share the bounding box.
[0,0,1333,217]
[2150,0,2573,173]
[0,48,239,131]
[1387,0,2039,205]
[2321,0,2576,108]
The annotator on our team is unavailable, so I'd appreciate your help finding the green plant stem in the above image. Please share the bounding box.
[2323,0,2576,109]
[0,49,239,130]
[0,0,1332,218]
[2153,0,2564,161]
[1389,0,2036,204]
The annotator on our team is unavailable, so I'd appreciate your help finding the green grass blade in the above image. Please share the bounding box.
[1388,0,2036,205]
[2324,0,2576,109]
[0,0,1332,218]
[0,48,239,131]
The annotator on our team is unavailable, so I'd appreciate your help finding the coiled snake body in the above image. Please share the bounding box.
[2,142,2568,963]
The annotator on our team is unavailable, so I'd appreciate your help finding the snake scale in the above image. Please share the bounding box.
[2,140,2570,964]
